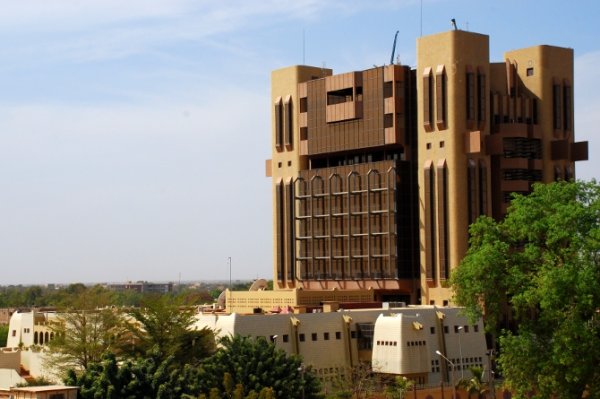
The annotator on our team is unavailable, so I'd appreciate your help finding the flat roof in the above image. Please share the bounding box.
[10,385,78,392]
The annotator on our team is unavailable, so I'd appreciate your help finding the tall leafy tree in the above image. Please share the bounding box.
[125,295,215,366]
[45,285,128,375]
[198,335,322,399]
[450,181,600,398]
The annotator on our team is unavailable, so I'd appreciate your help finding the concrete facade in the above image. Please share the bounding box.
[263,28,588,309]
[194,305,487,386]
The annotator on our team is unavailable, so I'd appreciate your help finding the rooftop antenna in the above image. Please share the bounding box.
[302,28,306,65]
[451,18,458,30]
[390,30,399,65]
[420,0,423,36]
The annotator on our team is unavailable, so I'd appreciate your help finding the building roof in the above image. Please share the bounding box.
[10,385,78,392]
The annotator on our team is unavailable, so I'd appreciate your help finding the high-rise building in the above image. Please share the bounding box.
[266,29,588,307]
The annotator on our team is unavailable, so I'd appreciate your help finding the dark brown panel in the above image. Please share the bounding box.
[571,141,589,161]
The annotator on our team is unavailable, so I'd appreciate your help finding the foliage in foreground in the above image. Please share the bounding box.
[65,334,321,399]
[197,335,322,399]
[450,181,600,399]
[456,366,489,399]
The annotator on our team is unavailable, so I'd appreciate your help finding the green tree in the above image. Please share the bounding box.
[64,352,204,399]
[45,287,128,376]
[385,376,414,399]
[450,181,600,399]
[456,366,488,399]
[125,295,215,366]
[0,325,8,347]
[198,335,321,399]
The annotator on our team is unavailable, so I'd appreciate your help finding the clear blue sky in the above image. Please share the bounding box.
[0,0,597,285]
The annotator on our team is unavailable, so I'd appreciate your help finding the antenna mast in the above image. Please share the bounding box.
[390,30,399,65]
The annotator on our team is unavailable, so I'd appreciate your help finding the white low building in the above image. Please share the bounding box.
[193,304,488,386]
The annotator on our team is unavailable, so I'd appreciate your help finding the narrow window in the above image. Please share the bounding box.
[285,181,295,281]
[430,327,435,334]
[477,70,486,124]
[467,160,477,225]
[553,82,562,130]
[437,160,449,280]
[274,97,283,148]
[466,68,475,122]
[311,333,317,341]
[526,67,534,76]
[563,82,572,131]
[436,65,447,130]
[284,95,293,147]
[324,332,330,340]
[335,331,341,340]
[283,334,289,343]
[424,161,436,281]
[479,160,487,216]
[299,333,305,342]
[423,67,433,130]
[275,181,285,282]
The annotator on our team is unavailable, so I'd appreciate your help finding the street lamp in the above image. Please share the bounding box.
[228,257,232,289]
[457,326,464,379]
[436,350,457,399]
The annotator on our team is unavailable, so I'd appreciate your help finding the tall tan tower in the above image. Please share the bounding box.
[487,45,588,218]
[263,29,588,311]
[417,30,491,306]
[269,65,332,287]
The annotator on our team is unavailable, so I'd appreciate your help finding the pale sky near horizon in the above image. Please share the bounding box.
[0,0,598,285]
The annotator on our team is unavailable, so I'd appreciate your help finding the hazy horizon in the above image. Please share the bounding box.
[1,0,598,285]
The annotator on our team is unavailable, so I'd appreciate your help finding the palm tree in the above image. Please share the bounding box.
[456,366,489,399]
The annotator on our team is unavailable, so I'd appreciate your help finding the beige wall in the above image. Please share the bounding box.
[270,65,332,290]
[195,306,486,384]
[225,288,374,314]
[504,45,575,181]
[417,30,490,306]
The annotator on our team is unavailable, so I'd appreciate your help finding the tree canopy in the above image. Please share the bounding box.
[450,180,600,399]
[198,335,322,399]
[125,295,215,366]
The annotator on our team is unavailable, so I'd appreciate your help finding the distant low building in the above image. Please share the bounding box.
[105,281,173,294]
[0,385,78,399]
[193,304,487,387]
